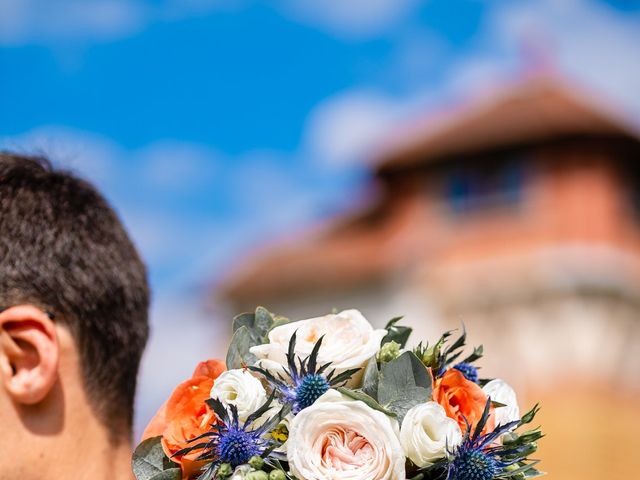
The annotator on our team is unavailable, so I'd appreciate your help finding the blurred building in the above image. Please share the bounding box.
[217,75,640,479]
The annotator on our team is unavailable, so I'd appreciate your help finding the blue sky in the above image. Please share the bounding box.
[2,0,640,433]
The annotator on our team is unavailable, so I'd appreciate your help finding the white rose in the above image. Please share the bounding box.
[210,369,267,422]
[483,379,520,427]
[287,389,405,480]
[400,402,462,467]
[250,309,386,387]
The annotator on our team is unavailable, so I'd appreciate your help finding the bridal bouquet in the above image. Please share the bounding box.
[133,308,544,480]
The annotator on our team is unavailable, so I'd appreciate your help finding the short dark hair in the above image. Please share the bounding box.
[0,152,149,440]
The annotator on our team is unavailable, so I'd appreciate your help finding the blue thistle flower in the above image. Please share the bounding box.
[453,362,479,383]
[295,374,330,411]
[172,395,285,479]
[447,399,538,480]
[450,444,498,480]
[250,331,360,414]
[215,427,261,466]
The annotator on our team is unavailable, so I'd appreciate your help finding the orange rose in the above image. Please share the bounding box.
[432,369,494,434]
[142,359,226,479]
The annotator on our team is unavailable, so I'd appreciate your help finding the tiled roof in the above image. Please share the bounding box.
[376,75,640,173]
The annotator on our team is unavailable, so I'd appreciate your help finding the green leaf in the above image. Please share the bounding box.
[149,470,182,480]
[132,437,181,480]
[519,403,541,427]
[361,356,379,399]
[232,307,276,341]
[377,351,432,423]
[269,314,290,332]
[462,345,484,364]
[232,312,256,333]
[226,325,261,369]
[381,316,412,348]
[253,306,275,338]
[336,387,396,417]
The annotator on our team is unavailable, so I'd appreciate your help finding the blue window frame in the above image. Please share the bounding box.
[445,158,524,214]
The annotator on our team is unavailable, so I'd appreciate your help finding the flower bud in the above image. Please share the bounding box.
[248,456,264,470]
[217,463,233,478]
[378,340,401,362]
[268,470,286,480]
[421,343,441,368]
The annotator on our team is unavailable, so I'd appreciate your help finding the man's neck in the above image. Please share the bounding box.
[56,382,135,480]
[64,431,134,480]
[14,344,135,480]
[11,388,135,480]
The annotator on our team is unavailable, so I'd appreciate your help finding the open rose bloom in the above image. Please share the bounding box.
[287,389,405,480]
[134,307,544,480]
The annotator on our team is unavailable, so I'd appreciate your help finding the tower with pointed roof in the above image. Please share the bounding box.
[216,75,640,480]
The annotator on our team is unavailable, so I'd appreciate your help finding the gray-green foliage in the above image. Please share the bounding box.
[336,318,432,424]
[226,307,289,370]
[339,351,432,424]
[376,351,432,422]
[131,436,181,480]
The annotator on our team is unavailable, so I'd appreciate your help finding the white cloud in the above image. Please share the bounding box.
[0,0,147,46]
[0,125,118,187]
[303,90,405,167]
[279,0,419,38]
[0,0,244,46]
[139,140,220,192]
[0,0,417,46]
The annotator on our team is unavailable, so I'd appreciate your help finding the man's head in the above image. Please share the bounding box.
[0,153,149,450]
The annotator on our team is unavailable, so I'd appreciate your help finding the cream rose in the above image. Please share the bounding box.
[249,309,386,387]
[287,389,405,480]
[210,369,267,421]
[483,379,520,427]
[400,402,462,467]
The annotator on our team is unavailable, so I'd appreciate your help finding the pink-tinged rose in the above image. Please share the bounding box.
[287,389,405,480]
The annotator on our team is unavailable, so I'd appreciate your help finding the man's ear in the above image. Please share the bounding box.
[0,305,59,404]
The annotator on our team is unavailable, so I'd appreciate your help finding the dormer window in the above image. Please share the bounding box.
[445,156,524,214]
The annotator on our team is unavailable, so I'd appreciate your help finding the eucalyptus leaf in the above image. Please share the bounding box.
[336,387,396,417]
[254,306,275,338]
[149,470,182,480]
[361,356,379,399]
[132,436,181,480]
[377,351,432,423]
[226,325,261,369]
[232,312,256,333]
